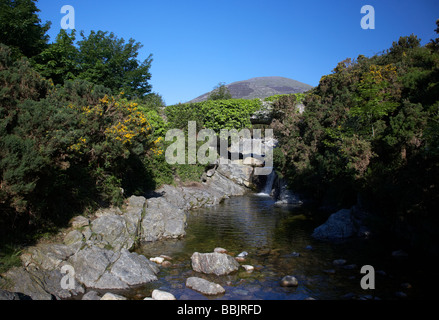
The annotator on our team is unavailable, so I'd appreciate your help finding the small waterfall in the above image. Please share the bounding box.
[257,169,276,197]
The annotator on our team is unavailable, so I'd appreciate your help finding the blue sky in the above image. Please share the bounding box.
[36,0,439,105]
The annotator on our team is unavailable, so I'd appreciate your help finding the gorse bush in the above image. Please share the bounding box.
[271,27,439,234]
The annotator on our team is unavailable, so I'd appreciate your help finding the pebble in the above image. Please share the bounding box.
[401,283,412,289]
[323,269,336,274]
[342,264,357,270]
[291,252,300,257]
[242,265,254,272]
[214,247,227,254]
[280,275,299,287]
[100,293,127,300]
[395,291,408,299]
[162,260,172,267]
[305,245,313,250]
[235,257,246,262]
[237,251,248,257]
[392,250,409,258]
[333,259,347,266]
[376,270,387,276]
[152,289,176,300]
[160,255,173,261]
[342,292,356,300]
[150,257,165,264]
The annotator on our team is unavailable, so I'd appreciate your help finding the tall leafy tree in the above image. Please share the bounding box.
[208,82,232,100]
[33,29,80,85]
[76,30,153,98]
[0,0,51,58]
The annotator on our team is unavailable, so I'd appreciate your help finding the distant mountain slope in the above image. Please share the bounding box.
[188,76,313,103]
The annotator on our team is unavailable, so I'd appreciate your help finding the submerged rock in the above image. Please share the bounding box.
[186,277,225,295]
[280,275,299,287]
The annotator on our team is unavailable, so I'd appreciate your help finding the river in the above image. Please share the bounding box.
[131,194,431,300]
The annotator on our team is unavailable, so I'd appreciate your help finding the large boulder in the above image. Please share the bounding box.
[89,196,145,251]
[312,209,357,240]
[68,246,158,290]
[1,266,84,300]
[216,163,254,188]
[141,197,187,242]
[191,252,240,276]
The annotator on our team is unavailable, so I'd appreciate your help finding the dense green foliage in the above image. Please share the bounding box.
[0,1,165,243]
[0,0,50,58]
[0,43,165,230]
[33,29,153,98]
[166,98,261,132]
[264,93,305,103]
[271,26,439,249]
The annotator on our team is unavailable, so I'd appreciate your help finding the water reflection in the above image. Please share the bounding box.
[135,195,428,300]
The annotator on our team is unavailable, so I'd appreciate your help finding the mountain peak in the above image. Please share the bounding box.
[188,76,313,103]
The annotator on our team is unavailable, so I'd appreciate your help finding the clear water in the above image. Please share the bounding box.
[130,194,432,300]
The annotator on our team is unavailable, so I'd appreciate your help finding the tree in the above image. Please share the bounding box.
[208,82,232,100]
[76,30,153,98]
[350,64,400,138]
[0,0,51,58]
[33,29,80,85]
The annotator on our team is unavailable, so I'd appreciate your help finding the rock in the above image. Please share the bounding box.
[216,163,254,187]
[333,259,347,266]
[64,230,84,246]
[242,265,254,272]
[160,255,173,260]
[100,293,127,300]
[141,196,187,242]
[71,216,90,229]
[392,250,409,258]
[242,157,264,167]
[342,292,357,300]
[312,209,357,240]
[68,246,158,290]
[20,243,77,271]
[305,245,313,250]
[343,264,357,270]
[90,214,134,252]
[237,251,248,257]
[1,266,83,300]
[162,261,172,267]
[214,247,227,254]
[82,291,102,300]
[143,297,155,300]
[274,179,302,205]
[150,257,165,264]
[395,291,408,299]
[401,283,412,289]
[186,277,225,296]
[206,169,216,177]
[191,252,240,276]
[235,257,246,262]
[152,289,176,300]
[0,289,32,300]
[323,269,336,274]
[280,276,299,287]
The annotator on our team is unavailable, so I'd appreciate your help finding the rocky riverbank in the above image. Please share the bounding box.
[0,163,256,300]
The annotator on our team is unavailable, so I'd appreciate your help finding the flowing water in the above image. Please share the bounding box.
[131,194,431,300]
